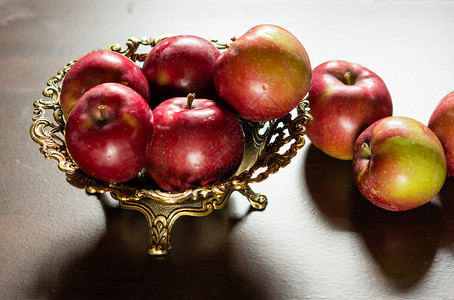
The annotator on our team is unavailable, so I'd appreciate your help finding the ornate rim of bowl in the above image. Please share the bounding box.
[30,35,313,255]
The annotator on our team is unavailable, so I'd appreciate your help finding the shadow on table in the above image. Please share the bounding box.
[303,144,448,291]
[437,175,454,252]
[32,194,266,300]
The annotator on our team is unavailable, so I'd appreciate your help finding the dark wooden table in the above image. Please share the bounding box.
[2,0,454,299]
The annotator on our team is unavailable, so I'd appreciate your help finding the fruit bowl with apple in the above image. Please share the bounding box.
[30,34,313,255]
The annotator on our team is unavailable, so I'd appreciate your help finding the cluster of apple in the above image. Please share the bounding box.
[61,24,312,192]
[305,60,453,211]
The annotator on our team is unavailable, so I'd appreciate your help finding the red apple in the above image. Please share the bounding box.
[428,91,454,176]
[213,24,312,122]
[305,60,393,160]
[65,83,154,183]
[142,35,221,107]
[146,94,244,192]
[353,116,446,211]
[60,50,150,120]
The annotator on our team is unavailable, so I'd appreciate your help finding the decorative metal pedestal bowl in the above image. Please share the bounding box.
[30,36,313,255]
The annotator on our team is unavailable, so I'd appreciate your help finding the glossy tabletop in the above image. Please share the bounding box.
[1,0,454,299]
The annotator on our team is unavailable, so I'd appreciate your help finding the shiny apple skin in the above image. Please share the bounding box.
[428,91,454,176]
[65,83,154,183]
[146,96,245,192]
[60,50,150,120]
[306,60,393,160]
[213,24,312,122]
[142,35,222,107]
[353,116,446,211]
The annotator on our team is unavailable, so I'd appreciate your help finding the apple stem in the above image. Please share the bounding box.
[98,104,107,123]
[361,142,372,158]
[186,93,196,109]
[344,71,353,85]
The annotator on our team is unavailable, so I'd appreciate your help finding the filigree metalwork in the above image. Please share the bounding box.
[30,36,312,255]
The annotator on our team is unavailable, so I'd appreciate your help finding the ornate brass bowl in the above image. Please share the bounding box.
[30,36,313,255]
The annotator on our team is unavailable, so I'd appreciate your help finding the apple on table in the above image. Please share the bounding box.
[428,90,454,176]
[353,116,446,211]
[60,50,150,120]
[146,93,245,192]
[65,83,154,183]
[306,60,393,160]
[214,24,312,122]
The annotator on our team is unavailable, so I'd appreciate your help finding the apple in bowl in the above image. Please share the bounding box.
[214,24,312,122]
[306,60,393,160]
[353,116,446,211]
[428,90,454,176]
[65,83,154,183]
[142,35,222,107]
[146,93,245,192]
[60,50,150,120]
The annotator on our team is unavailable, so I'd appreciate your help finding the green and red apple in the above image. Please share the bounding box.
[65,83,154,183]
[214,24,312,122]
[60,50,150,120]
[353,116,446,211]
[306,60,393,160]
[428,90,454,176]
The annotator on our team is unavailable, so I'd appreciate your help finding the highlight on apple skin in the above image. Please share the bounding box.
[352,116,446,211]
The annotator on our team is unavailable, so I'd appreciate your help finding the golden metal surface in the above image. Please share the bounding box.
[30,36,313,255]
